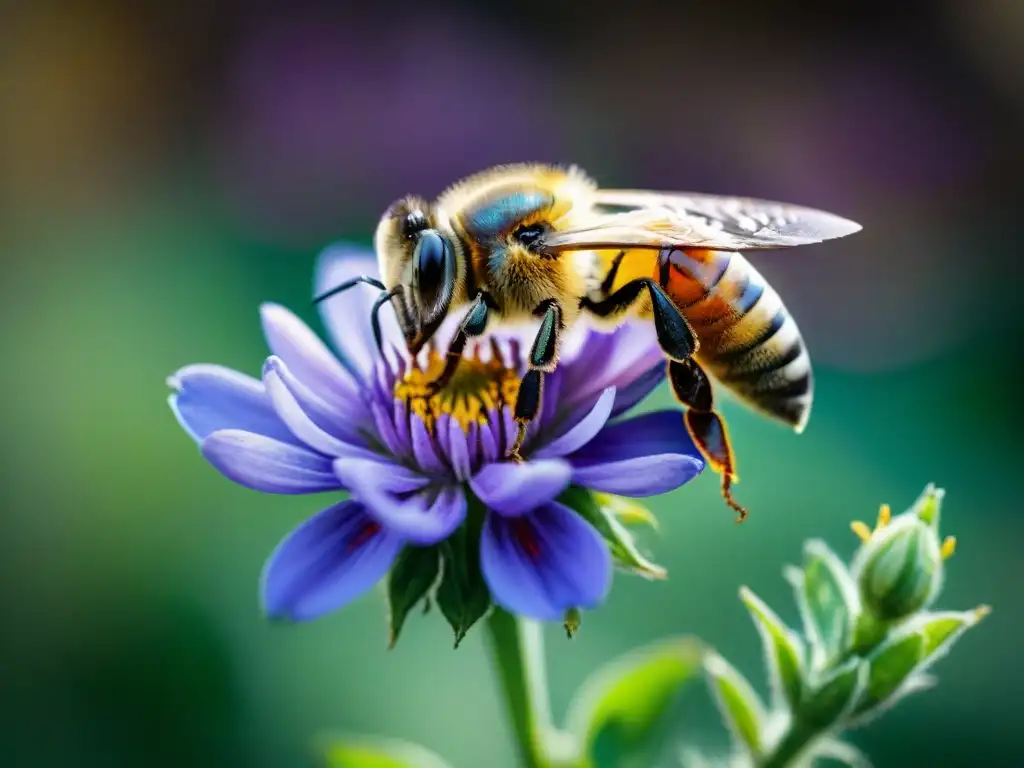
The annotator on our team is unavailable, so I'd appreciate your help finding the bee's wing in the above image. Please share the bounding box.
[539,189,862,252]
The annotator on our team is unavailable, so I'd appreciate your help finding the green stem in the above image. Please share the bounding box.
[484,608,556,768]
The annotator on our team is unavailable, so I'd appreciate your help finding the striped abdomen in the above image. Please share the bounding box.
[659,248,813,432]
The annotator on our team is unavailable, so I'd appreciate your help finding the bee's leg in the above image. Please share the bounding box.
[580,278,696,361]
[425,292,491,395]
[668,358,748,523]
[509,299,563,462]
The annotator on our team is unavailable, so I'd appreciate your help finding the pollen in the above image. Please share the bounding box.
[393,341,521,433]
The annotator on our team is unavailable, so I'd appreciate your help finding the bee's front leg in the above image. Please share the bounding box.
[508,299,563,462]
[424,292,491,395]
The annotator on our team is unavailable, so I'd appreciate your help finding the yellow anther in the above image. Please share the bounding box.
[393,348,520,433]
[876,503,891,530]
[851,520,873,543]
[941,535,957,560]
[974,604,992,621]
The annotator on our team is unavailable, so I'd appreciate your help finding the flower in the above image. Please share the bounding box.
[168,243,705,628]
[849,485,957,624]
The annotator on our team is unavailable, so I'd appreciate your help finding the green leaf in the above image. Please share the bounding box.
[566,637,703,766]
[321,735,454,768]
[703,652,767,757]
[435,501,491,647]
[560,486,666,580]
[739,587,805,711]
[799,540,859,665]
[593,492,660,531]
[856,632,925,716]
[387,545,440,648]
[798,658,865,728]
[851,606,989,722]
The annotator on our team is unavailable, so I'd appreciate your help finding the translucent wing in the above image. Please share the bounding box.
[539,189,862,252]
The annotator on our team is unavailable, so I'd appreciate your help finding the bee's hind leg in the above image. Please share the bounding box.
[509,299,563,462]
[668,358,748,523]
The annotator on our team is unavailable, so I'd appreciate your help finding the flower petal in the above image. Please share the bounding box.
[567,410,705,496]
[259,303,366,418]
[480,502,611,621]
[334,458,465,544]
[261,499,404,621]
[470,460,572,517]
[314,244,404,380]
[411,417,446,475]
[168,364,299,445]
[263,356,369,447]
[609,362,666,418]
[263,359,366,457]
[201,429,340,494]
[533,387,616,459]
[560,323,663,411]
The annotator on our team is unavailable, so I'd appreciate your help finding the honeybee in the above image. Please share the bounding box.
[315,164,861,521]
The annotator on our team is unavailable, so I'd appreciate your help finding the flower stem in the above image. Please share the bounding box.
[484,608,558,768]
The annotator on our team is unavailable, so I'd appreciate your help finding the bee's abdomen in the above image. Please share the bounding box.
[661,249,812,432]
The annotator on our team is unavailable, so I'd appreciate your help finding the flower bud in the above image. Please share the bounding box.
[851,487,948,623]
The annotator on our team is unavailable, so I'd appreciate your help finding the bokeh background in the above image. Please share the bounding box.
[2,0,1022,765]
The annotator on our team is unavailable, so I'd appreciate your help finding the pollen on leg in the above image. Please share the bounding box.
[511,517,542,561]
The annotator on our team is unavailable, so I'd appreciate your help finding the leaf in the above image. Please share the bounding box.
[798,540,860,666]
[850,606,989,723]
[321,735,454,768]
[560,486,666,580]
[855,632,925,716]
[593,492,660,531]
[435,502,491,648]
[739,587,805,711]
[703,652,767,758]
[566,637,703,766]
[815,739,874,768]
[387,545,440,648]
[798,658,866,728]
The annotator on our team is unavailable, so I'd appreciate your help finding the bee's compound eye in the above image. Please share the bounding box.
[402,210,428,238]
[512,222,546,247]
[413,229,452,313]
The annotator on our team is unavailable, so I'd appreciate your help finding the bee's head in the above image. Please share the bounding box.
[375,196,457,354]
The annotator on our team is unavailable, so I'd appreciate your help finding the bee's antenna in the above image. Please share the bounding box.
[370,286,402,353]
[312,275,386,305]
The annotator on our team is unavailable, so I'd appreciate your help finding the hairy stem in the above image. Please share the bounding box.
[484,609,557,768]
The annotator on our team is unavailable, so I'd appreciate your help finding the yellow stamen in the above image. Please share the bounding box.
[941,535,957,560]
[851,520,873,543]
[876,503,891,530]
[393,347,520,433]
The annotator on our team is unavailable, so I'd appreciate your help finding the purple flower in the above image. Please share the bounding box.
[168,244,704,626]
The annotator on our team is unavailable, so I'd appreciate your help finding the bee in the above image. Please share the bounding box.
[315,164,861,521]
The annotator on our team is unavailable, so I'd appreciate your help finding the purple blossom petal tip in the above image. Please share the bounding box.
[201,429,340,494]
[469,459,572,517]
[261,500,404,621]
[480,502,612,621]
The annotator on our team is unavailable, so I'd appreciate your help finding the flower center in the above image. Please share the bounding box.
[394,345,521,432]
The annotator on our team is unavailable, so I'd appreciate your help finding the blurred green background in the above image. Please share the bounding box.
[1,1,1021,766]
